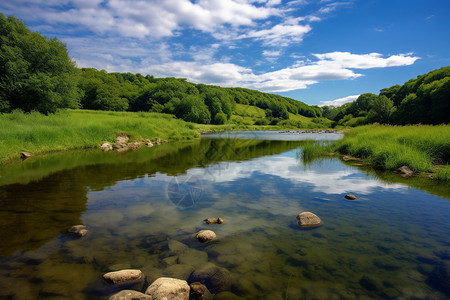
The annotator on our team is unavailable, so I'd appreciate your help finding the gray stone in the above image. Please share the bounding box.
[204,217,224,224]
[155,137,161,145]
[195,230,216,243]
[188,263,232,294]
[189,282,213,300]
[395,165,414,178]
[21,151,34,159]
[103,269,143,285]
[296,212,322,227]
[164,264,195,281]
[145,277,189,300]
[115,135,129,144]
[168,240,188,255]
[101,142,113,151]
[109,290,152,300]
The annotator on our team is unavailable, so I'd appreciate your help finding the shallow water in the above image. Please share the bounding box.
[0,132,449,299]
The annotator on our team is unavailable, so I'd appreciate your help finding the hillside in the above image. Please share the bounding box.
[323,66,450,126]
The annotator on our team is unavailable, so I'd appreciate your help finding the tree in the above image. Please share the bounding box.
[0,14,81,113]
[367,95,396,124]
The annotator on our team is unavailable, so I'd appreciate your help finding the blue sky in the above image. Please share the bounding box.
[1,0,449,106]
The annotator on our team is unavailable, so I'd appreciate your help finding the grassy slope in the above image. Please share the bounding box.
[304,124,450,180]
[0,110,199,165]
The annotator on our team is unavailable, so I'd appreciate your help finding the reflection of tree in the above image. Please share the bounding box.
[0,170,88,256]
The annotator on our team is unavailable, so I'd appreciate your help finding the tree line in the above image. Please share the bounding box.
[0,14,321,125]
[322,66,450,126]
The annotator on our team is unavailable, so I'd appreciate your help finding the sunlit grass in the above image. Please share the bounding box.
[311,124,450,180]
[0,109,199,165]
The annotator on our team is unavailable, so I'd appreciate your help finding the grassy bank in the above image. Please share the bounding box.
[304,124,450,180]
[0,109,199,165]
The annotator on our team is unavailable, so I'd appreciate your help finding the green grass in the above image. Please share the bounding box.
[0,109,199,165]
[307,124,450,181]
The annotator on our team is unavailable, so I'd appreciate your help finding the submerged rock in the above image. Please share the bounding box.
[195,230,216,243]
[188,263,232,294]
[204,217,224,225]
[296,212,322,227]
[395,165,414,178]
[100,142,113,152]
[189,282,213,300]
[145,277,190,300]
[344,194,357,200]
[103,269,143,285]
[109,290,151,300]
[427,260,450,296]
[68,225,88,237]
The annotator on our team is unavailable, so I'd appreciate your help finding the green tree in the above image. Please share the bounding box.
[0,14,81,113]
[367,95,396,124]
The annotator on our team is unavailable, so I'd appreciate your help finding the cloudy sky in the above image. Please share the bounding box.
[1,0,449,106]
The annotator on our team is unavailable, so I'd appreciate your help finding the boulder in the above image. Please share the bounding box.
[204,217,224,225]
[195,230,216,243]
[145,277,189,300]
[296,212,322,227]
[344,194,357,200]
[189,282,213,300]
[103,269,144,285]
[68,225,88,237]
[155,137,161,145]
[21,151,34,159]
[188,263,232,294]
[109,290,151,300]
[115,135,129,144]
[128,142,144,150]
[100,142,113,152]
[395,165,414,178]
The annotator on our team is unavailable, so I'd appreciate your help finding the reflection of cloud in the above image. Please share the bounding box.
[187,152,406,195]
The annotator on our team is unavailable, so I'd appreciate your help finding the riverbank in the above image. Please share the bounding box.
[303,124,450,181]
[0,110,330,165]
[0,110,200,165]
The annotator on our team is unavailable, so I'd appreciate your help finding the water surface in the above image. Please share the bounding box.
[0,132,449,299]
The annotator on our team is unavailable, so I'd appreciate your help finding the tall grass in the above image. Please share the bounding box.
[331,124,450,179]
[0,109,199,165]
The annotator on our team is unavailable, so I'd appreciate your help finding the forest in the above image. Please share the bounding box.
[1,13,449,127]
[0,14,321,126]
[322,66,450,126]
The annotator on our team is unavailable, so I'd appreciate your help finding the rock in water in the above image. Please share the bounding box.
[344,194,357,200]
[145,277,189,300]
[195,230,216,243]
[103,269,143,285]
[296,212,322,227]
[395,165,414,178]
[68,225,88,237]
[188,263,232,294]
[109,290,151,300]
[204,218,224,225]
[189,282,213,300]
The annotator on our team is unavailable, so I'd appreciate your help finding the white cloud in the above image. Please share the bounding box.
[314,52,420,69]
[319,95,360,107]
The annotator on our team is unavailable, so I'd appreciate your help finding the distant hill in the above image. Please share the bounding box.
[77,68,327,126]
[323,66,450,126]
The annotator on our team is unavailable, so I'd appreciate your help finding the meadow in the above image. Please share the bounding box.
[0,110,199,165]
[303,124,450,181]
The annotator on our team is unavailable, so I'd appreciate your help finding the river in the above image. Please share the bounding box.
[0,131,449,299]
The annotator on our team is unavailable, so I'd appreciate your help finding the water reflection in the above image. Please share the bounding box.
[0,134,449,299]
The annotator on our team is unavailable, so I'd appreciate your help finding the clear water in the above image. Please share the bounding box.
[0,132,449,299]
